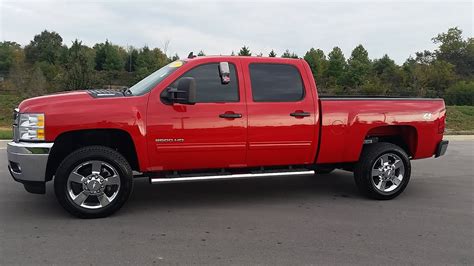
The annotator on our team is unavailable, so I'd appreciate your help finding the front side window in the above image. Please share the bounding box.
[249,63,304,102]
[171,63,239,103]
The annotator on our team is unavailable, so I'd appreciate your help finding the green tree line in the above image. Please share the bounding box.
[0,27,472,105]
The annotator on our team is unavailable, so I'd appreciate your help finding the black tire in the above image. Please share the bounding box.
[314,167,336,174]
[54,146,133,218]
[354,142,411,200]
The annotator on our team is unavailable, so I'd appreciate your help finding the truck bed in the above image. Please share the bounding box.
[316,97,446,164]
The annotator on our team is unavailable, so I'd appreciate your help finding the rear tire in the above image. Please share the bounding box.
[354,142,411,200]
[54,146,133,218]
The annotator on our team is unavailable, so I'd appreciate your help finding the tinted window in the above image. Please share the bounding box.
[249,64,304,102]
[173,63,239,102]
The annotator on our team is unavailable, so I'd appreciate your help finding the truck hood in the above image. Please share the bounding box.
[18,90,126,113]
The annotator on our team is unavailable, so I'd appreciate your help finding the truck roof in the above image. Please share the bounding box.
[183,55,303,62]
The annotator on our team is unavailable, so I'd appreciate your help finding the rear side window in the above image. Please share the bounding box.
[173,63,239,103]
[249,63,304,102]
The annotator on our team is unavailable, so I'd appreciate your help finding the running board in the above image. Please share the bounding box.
[150,170,315,184]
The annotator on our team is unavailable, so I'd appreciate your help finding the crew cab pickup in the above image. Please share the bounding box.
[7,55,448,218]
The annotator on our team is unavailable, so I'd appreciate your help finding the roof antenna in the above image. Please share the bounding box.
[187,52,196,59]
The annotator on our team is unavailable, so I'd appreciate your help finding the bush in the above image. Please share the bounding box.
[445,81,474,105]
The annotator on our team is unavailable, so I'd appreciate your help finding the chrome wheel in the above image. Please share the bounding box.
[371,153,405,193]
[66,160,121,209]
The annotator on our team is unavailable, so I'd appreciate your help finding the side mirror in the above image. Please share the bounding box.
[219,62,231,84]
[164,77,196,105]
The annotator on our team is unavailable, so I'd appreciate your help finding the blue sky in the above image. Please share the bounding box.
[1,0,472,64]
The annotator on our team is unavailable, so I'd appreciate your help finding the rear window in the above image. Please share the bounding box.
[249,63,304,102]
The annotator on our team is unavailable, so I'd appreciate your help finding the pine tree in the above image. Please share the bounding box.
[268,50,277,57]
[346,44,371,88]
[327,47,347,87]
[281,49,298,58]
[238,46,251,56]
[304,48,328,91]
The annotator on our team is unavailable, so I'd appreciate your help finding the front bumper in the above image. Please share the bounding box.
[435,140,449,158]
[7,141,53,187]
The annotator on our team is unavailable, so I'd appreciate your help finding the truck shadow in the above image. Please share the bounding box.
[124,170,362,211]
[32,170,361,218]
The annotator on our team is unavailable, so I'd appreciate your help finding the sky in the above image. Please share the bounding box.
[0,0,472,64]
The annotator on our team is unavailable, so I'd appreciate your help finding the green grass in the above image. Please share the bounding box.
[0,128,13,140]
[446,105,474,133]
[0,94,472,139]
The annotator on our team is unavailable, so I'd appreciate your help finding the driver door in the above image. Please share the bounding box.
[146,59,247,171]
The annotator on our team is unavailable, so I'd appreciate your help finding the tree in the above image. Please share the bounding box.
[0,41,22,73]
[24,30,63,64]
[197,50,206,56]
[372,54,403,94]
[346,44,371,88]
[327,47,347,87]
[26,64,48,97]
[93,41,124,71]
[432,27,472,77]
[125,47,139,72]
[238,46,251,56]
[360,76,388,95]
[268,50,277,57]
[402,57,456,97]
[304,48,327,91]
[444,80,474,105]
[135,46,168,80]
[281,49,298,58]
[63,40,95,90]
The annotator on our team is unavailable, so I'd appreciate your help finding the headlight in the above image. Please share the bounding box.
[18,113,45,141]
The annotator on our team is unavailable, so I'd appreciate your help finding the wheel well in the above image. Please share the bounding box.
[45,129,139,181]
[365,125,418,157]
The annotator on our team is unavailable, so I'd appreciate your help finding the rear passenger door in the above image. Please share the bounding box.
[243,60,317,167]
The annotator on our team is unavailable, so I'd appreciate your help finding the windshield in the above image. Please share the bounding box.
[128,60,185,95]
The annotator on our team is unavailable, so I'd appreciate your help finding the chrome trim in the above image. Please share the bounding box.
[7,142,54,182]
[150,170,315,184]
[371,153,405,193]
[67,160,121,210]
[7,142,53,152]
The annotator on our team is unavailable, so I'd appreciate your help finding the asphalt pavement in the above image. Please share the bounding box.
[0,140,473,265]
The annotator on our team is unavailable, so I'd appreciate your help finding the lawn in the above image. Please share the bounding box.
[445,105,474,134]
[0,94,472,139]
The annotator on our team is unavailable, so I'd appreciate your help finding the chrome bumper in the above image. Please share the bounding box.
[7,142,53,183]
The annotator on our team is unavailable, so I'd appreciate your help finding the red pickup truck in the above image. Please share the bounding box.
[7,55,448,218]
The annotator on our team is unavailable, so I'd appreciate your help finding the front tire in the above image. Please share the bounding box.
[54,146,133,218]
[354,142,411,200]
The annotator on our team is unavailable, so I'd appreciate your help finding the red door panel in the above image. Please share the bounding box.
[242,59,319,167]
[146,58,247,171]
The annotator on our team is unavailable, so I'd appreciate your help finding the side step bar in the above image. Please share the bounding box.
[150,170,315,184]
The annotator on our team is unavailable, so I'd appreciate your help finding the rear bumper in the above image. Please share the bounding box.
[435,140,449,158]
[7,142,53,193]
